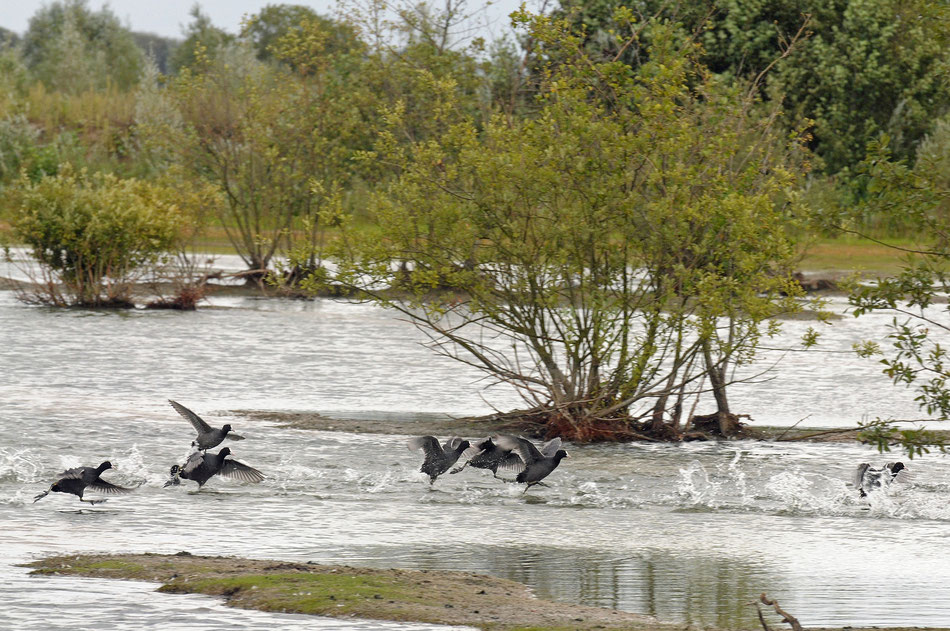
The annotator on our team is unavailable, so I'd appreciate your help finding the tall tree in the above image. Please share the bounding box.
[324,13,808,441]
[241,3,361,63]
[132,32,180,74]
[775,0,950,175]
[170,15,369,282]
[22,0,144,92]
[0,27,20,50]
[554,0,950,176]
[169,5,234,73]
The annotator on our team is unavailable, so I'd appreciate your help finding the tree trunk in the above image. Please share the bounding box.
[695,339,746,436]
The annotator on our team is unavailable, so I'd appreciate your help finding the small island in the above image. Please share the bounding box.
[26,552,666,631]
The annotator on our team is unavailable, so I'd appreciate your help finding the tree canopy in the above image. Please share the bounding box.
[320,13,809,440]
[21,0,144,92]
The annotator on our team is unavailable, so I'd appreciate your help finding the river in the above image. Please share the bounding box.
[1,262,948,629]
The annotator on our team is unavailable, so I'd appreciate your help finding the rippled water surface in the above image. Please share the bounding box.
[2,279,950,629]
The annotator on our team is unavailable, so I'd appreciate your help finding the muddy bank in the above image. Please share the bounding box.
[233,409,551,439]
[233,409,920,445]
[26,553,669,631]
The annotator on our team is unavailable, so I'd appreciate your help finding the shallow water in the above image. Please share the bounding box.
[2,284,950,628]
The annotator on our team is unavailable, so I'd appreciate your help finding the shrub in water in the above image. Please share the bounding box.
[5,166,181,307]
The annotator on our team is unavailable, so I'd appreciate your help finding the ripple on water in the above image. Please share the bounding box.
[5,294,950,628]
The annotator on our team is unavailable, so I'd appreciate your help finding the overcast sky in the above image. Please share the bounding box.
[1,0,525,40]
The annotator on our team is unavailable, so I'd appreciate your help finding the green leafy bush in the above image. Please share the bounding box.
[0,115,40,183]
[5,166,181,306]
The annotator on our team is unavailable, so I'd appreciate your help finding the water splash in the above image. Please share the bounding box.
[674,456,751,510]
[108,444,151,487]
[0,448,42,484]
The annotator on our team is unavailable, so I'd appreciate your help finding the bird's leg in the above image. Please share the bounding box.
[449,462,468,474]
[33,488,51,503]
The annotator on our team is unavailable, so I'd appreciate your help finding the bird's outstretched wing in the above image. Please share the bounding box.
[169,399,213,433]
[88,479,135,494]
[494,435,543,465]
[496,452,527,473]
[540,438,563,458]
[853,463,870,488]
[219,459,265,483]
[57,466,88,480]
[408,436,443,456]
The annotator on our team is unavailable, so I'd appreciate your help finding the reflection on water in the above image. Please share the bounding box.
[2,289,950,628]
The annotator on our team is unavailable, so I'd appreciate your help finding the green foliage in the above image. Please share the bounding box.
[131,32,180,75]
[554,0,950,176]
[161,572,417,615]
[845,138,950,452]
[483,36,533,120]
[134,57,184,173]
[857,418,948,459]
[0,46,29,112]
[4,166,181,306]
[22,0,144,92]
[170,24,368,278]
[169,6,234,73]
[241,4,362,64]
[0,27,20,50]
[915,115,950,220]
[0,115,40,183]
[776,0,950,175]
[328,12,808,439]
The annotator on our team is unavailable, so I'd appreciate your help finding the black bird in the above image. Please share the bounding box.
[33,461,134,504]
[407,436,471,484]
[450,435,525,478]
[164,447,264,489]
[495,435,569,493]
[169,399,244,451]
[854,461,906,497]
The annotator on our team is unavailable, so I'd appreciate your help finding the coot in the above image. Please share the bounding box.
[169,399,245,451]
[495,435,569,493]
[408,436,471,484]
[450,435,525,477]
[854,461,905,497]
[164,447,264,489]
[33,461,134,504]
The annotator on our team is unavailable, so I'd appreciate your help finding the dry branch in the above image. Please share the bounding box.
[750,593,803,631]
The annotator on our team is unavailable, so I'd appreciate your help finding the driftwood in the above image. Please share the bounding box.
[750,593,803,631]
[775,427,860,442]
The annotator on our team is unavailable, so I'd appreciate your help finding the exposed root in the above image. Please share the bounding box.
[691,412,753,438]
[146,285,207,310]
[466,407,752,443]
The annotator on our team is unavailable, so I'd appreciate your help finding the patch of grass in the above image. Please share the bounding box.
[30,558,147,578]
[159,572,420,616]
[798,236,925,276]
[25,553,662,630]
